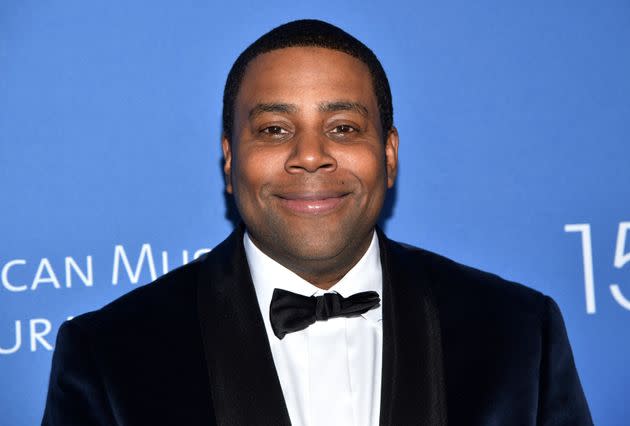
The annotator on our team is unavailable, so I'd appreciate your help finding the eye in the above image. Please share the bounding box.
[261,126,289,136]
[331,124,357,134]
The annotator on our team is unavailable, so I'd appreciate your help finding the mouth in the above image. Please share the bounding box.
[275,191,350,215]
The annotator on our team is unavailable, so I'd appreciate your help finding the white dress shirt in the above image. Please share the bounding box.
[244,231,383,426]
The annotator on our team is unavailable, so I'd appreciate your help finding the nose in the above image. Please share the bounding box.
[284,132,337,174]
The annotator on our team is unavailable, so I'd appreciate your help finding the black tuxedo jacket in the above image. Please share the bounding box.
[42,227,592,425]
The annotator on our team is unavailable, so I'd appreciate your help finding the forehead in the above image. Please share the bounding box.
[236,47,377,107]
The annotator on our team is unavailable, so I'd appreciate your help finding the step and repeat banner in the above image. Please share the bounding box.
[1,1,628,425]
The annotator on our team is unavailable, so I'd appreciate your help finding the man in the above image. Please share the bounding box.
[42,19,592,425]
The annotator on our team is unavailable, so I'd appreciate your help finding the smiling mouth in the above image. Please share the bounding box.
[276,192,350,215]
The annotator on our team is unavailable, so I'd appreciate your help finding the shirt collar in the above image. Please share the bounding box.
[244,231,383,339]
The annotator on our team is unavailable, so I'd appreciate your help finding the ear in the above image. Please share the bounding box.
[221,135,233,194]
[385,126,399,188]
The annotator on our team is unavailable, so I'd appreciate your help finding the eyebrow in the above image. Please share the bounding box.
[318,101,368,117]
[248,101,369,121]
[248,103,298,120]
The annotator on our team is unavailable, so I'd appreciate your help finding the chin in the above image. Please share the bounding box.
[279,228,359,263]
[287,242,343,263]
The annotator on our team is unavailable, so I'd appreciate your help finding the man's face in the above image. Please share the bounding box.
[223,47,398,283]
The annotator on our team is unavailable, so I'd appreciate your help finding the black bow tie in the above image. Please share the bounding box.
[269,288,381,339]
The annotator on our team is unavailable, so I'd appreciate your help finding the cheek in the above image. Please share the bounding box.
[342,147,388,190]
[232,148,281,199]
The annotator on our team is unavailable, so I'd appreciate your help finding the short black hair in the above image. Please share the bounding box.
[222,19,393,141]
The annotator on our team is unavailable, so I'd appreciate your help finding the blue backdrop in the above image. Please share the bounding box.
[1,1,628,425]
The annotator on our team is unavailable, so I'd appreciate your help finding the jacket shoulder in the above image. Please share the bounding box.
[384,238,592,425]
[46,252,219,425]
[386,237,547,321]
[68,253,208,338]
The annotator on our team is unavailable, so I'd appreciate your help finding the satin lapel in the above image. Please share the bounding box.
[197,227,291,426]
[377,229,448,426]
